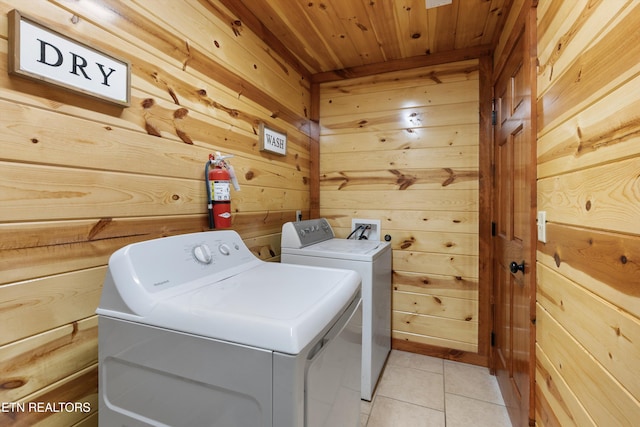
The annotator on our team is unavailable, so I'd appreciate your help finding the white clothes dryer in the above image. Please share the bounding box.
[97,230,362,427]
[281,218,391,401]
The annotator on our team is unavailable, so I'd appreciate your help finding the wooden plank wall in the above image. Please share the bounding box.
[318,60,480,354]
[0,0,311,425]
[535,0,640,425]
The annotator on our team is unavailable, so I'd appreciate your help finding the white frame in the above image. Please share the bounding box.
[8,9,131,107]
[259,122,287,156]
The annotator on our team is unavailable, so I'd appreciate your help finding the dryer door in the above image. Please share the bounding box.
[98,317,273,427]
[305,298,362,427]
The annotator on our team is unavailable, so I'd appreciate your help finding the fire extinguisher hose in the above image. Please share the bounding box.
[205,160,214,229]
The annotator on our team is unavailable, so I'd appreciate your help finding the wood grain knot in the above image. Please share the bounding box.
[1,379,26,390]
[400,236,415,249]
[141,98,155,109]
[442,167,456,186]
[176,129,193,144]
[168,88,179,105]
[173,108,189,119]
[88,218,112,241]
[429,72,443,84]
[145,122,161,137]
[585,200,592,211]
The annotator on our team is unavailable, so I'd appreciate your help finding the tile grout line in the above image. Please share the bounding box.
[445,391,507,408]
[443,364,448,426]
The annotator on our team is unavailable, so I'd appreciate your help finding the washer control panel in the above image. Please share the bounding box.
[281,218,334,248]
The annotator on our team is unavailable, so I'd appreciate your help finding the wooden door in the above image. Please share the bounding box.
[492,7,536,427]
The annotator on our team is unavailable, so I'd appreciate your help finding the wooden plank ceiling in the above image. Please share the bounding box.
[215,0,511,81]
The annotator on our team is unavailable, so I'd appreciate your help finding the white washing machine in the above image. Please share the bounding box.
[281,218,391,401]
[96,230,362,427]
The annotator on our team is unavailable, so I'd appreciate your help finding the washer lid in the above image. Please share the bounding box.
[282,238,390,262]
[103,262,360,354]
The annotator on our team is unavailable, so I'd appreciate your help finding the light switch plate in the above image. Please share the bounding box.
[537,211,547,243]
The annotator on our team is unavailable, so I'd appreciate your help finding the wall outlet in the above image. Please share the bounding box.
[351,218,381,241]
[537,211,547,243]
[296,210,302,222]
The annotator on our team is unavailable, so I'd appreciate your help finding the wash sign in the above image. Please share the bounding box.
[259,122,287,156]
[8,10,131,107]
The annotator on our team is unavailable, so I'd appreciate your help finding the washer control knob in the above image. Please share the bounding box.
[193,244,212,264]
[218,243,231,256]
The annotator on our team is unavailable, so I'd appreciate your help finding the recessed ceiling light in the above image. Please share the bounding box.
[426,0,453,9]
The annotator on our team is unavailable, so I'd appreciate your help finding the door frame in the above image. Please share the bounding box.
[489,1,537,426]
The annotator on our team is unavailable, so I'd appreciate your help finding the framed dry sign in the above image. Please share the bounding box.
[8,9,131,107]
[259,122,287,156]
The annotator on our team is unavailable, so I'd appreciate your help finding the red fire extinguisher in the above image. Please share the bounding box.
[205,152,240,229]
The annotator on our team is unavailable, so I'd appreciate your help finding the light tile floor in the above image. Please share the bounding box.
[361,350,512,427]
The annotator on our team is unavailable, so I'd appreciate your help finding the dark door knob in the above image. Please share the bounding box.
[509,261,525,274]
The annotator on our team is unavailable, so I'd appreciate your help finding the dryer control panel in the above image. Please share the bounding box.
[98,230,262,317]
[281,218,335,248]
